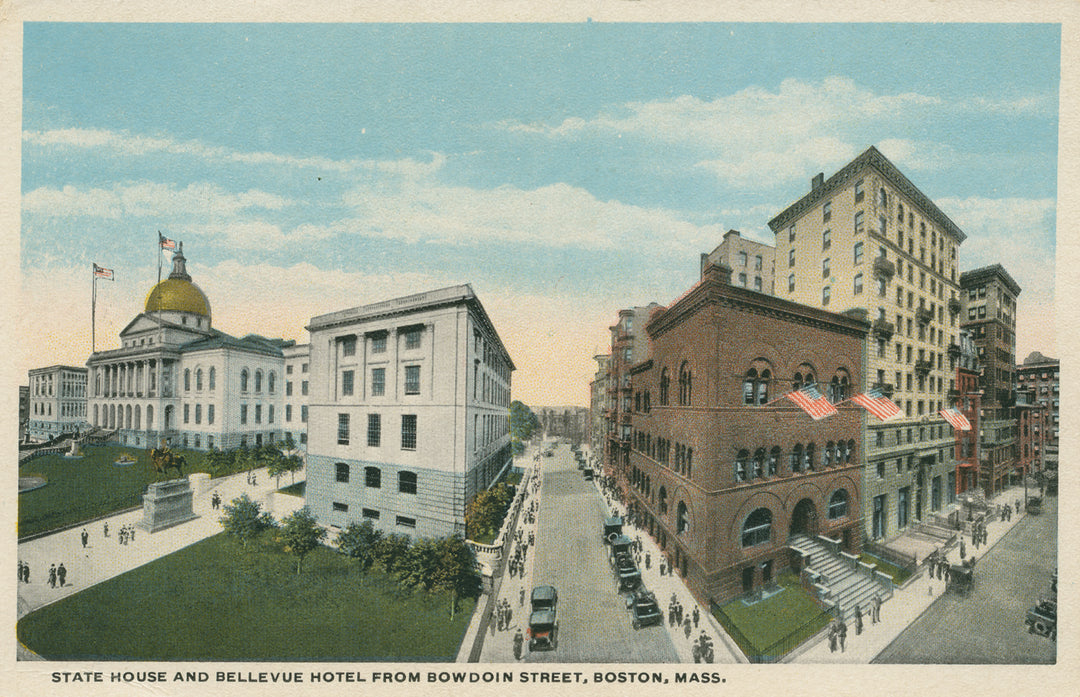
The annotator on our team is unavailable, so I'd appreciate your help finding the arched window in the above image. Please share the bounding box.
[744,363,772,405]
[134,405,141,430]
[660,368,670,405]
[878,187,888,208]
[757,369,770,404]
[828,489,849,519]
[805,442,815,471]
[753,448,766,479]
[834,441,843,466]
[146,405,153,430]
[399,471,417,494]
[743,369,757,405]
[898,202,904,223]
[741,508,772,547]
[735,449,749,482]
[268,372,276,395]
[768,446,781,477]
[794,364,816,390]
[255,370,263,393]
[365,466,381,488]
[829,369,851,402]
[678,362,692,406]
[209,367,216,391]
[658,486,668,514]
[793,372,803,391]
[791,444,803,473]
[845,439,856,463]
[240,369,249,392]
[335,463,350,483]
[196,369,203,391]
[824,441,834,468]
[677,501,689,534]
[184,369,191,392]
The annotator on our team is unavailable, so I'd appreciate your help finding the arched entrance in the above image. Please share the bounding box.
[789,498,819,537]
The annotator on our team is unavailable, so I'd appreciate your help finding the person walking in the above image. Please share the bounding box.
[57,563,67,587]
[48,564,57,589]
[828,622,838,653]
[519,587,525,607]
[872,594,881,623]
[18,560,23,582]
[81,528,89,549]
[103,521,109,537]
[692,606,700,629]
[838,619,847,652]
[513,628,524,660]
[22,561,29,584]
[959,538,966,560]
[683,617,692,640]
[645,552,651,570]
[854,605,863,635]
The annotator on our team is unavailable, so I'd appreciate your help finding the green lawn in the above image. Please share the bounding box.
[17,532,474,661]
[277,481,305,497]
[713,573,831,659]
[860,553,912,586]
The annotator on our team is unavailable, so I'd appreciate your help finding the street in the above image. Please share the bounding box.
[525,443,678,663]
[874,493,1057,664]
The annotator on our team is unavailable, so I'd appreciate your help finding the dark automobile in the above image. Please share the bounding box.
[531,585,558,611]
[626,589,663,629]
[583,467,594,481]
[609,534,632,560]
[614,553,642,592]
[528,609,559,651]
[603,516,624,543]
[1027,598,1056,640]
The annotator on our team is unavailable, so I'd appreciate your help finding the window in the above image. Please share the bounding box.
[822,228,831,250]
[208,405,214,425]
[362,508,380,520]
[404,365,420,394]
[877,276,887,296]
[854,242,864,265]
[738,272,747,287]
[268,372,275,394]
[754,276,762,292]
[335,463,350,483]
[196,369,203,391]
[301,405,308,423]
[286,365,293,375]
[854,179,864,202]
[333,502,348,512]
[754,255,762,271]
[286,381,293,396]
[195,404,202,424]
[255,370,263,393]
[828,489,849,519]
[371,334,387,353]
[854,211,864,234]
[286,404,292,422]
[788,225,795,242]
[878,188,887,208]
[184,369,191,392]
[209,367,216,390]
[240,404,247,425]
[368,414,381,447]
[365,466,381,488]
[371,368,385,396]
[342,370,354,396]
[823,285,831,305]
[659,368,670,405]
[788,249,795,267]
[678,362,692,406]
[342,336,356,356]
[405,328,422,349]
[268,405,274,424]
[823,200,831,222]
[396,516,416,529]
[301,380,309,396]
[401,414,417,450]
[738,251,748,267]
[741,508,771,547]
[734,449,748,481]
[822,257,830,279]
[184,403,190,424]
[677,501,689,534]
[788,274,795,293]
[854,273,863,295]
[255,404,262,424]
[399,471,417,494]
[337,413,350,445]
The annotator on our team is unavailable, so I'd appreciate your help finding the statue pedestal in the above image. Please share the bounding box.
[138,478,197,533]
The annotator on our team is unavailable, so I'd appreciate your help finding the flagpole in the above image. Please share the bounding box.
[91,265,97,353]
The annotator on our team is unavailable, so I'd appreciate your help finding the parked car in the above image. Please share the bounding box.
[583,467,594,481]
[603,516,624,544]
[614,553,642,592]
[626,589,663,629]
[528,608,559,651]
[1027,598,1056,640]
[531,585,558,612]
[609,534,632,561]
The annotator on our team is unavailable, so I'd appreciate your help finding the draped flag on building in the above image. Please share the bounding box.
[93,263,114,280]
[939,406,972,431]
[785,384,838,420]
[159,232,177,250]
[851,389,902,422]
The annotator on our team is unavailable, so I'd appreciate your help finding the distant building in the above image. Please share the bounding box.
[282,343,311,450]
[603,303,661,479]
[950,328,981,496]
[27,365,87,441]
[700,229,776,295]
[304,285,514,539]
[86,245,294,451]
[19,385,29,441]
[1016,351,1059,473]
[589,354,611,458]
[536,406,589,444]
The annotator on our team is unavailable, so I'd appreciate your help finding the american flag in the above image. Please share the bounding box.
[851,389,902,422]
[786,385,838,420]
[939,407,972,431]
[93,263,114,280]
[159,232,177,250]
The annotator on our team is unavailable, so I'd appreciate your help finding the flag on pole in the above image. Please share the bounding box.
[159,232,177,250]
[851,389,902,422]
[93,264,114,280]
[785,385,838,420]
[939,406,972,431]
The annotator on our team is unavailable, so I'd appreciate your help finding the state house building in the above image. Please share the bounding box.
[622,263,868,603]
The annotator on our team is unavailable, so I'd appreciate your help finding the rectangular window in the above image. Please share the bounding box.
[342,336,356,356]
[396,515,416,529]
[286,381,293,396]
[854,242,864,265]
[401,414,417,450]
[399,471,417,494]
[240,404,247,425]
[879,215,887,235]
[823,200,831,222]
[854,273,863,295]
[405,328,422,349]
[365,467,381,488]
[184,404,190,424]
[371,334,387,353]
[268,405,274,424]
[342,370,354,396]
[754,255,762,271]
[301,405,308,423]
[286,365,293,375]
[338,413,350,445]
[754,276,762,292]
[368,413,381,447]
[333,502,348,512]
[789,249,795,267]
[255,404,262,424]
[822,286,831,306]
[362,508,380,520]
[788,274,795,293]
[854,211,864,234]
[371,368,386,396]
[195,404,202,424]
[738,272,747,286]
[301,381,309,396]
[286,404,292,422]
[855,179,864,202]
[739,251,748,267]
[788,225,795,242]
[302,363,308,373]
[822,257,830,279]
[822,228,831,250]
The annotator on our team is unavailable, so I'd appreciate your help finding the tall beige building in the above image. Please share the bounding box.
[768,146,966,542]
[699,229,776,295]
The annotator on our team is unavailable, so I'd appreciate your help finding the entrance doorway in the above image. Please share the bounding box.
[789,498,818,537]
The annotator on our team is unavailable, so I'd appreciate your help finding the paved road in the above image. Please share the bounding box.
[525,444,678,663]
[874,494,1057,664]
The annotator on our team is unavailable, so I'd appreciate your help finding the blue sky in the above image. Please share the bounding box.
[20,22,1060,405]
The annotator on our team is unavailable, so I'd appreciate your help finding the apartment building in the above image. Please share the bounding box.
[1016,351,1059,473]
[699,229,776,295]
[603,303,660,479]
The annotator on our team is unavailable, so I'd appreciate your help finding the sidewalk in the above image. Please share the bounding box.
[789,484,1031,663]
[16,467,285,633]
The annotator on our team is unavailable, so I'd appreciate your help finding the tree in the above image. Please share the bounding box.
[279,507,326,575]
[509,400,540,444]
[373,533,412,575]
[219,494,276,548]
[465,482,515,542]
[280,431,297,455]
[399,538,441,590]
[431,535,480,620]
[336,520,383,571]
[281,453,304,485]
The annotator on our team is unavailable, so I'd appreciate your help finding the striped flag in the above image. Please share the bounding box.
[159,232,177,250]
[939,407,972,431]
[786,385,838,420]
[851,389,902,422]
[93,263,114,280]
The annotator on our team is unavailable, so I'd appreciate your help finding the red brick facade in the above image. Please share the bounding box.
[618,264,868,606]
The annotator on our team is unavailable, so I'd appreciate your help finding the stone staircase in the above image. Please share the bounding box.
[789,534,894,622]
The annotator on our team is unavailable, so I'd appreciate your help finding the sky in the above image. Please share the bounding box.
[19,22,1061,407]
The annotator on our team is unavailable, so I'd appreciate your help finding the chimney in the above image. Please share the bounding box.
[812,173,824,191]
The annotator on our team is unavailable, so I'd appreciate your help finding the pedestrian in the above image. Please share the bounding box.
[828,622,838,653]
[48,564,57,589]
[513,628,523,660]
[22,561,29,584]
[692,606,700,629]
[872,594,881,623]
[838,619,847,652]
[81,528,89,548]
[660,561,666,577]
[854,605,863,635]
[645,552,651,570]
[57,563,67,587]
[130,526,136,542]
[684,617,692,640]
[505,605,512,627]
[959,539,966,559]
[519,587,525,607]
[103,521,109,537]
[668,603,676,627]
[18,560,23,583]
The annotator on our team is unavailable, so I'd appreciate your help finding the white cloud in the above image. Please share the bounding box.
[22,181,293,219]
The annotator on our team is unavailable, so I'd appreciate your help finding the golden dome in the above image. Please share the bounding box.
[145,278,211,318]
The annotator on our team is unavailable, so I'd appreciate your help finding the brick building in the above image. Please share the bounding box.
[603,303,660,479]
[1016,351,1059,473]
[621,263,868,605]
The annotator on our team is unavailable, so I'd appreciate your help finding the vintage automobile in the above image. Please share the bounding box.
[603,516,624,544]
[946,563,974,596]
[583,467,595,481]
[625,589,663,630]
[613,552,642,592]
[1026,496,1043,515]
[528,608,559,651]
[1026,598,1056,640]
[609,534,633,561]
[530,585,558,612]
